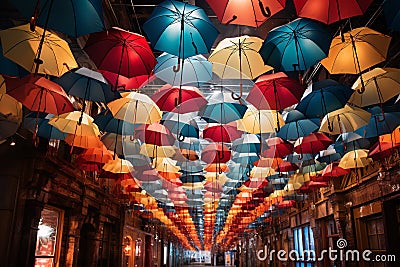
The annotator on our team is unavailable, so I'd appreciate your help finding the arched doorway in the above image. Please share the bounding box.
[77,223,97,267]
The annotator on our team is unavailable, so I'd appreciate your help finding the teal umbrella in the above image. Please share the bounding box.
[24,112,66,140]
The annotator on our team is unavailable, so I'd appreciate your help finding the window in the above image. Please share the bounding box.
[34,206,64,267]
[293,225,315,267]
[366,217,386,251]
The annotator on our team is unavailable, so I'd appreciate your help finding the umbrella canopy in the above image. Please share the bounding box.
[260,18,332,71]
[49,111,100,136]
[277,110,320,140]
[78,145,113,164]
[55,67,119,103]
[10,0,105,37]
[231,134,261,153]
[0,24,78,77]
[338,149,372,169]
[204,0,286,27]
[5,75,74,115]
[64,134,103,149]
[99,70,154,91]
[151,84,207,113]
[321,27,392,75]
[209,36,272,80]
[0,43,29,77]
[321,162,351,179]
[155,53,212,87]
[236,107,284,134]
[201,143,231,164]
[143,0,219,59]
[368,141,400,161]
[246,72,305,110]
[84,27,156,79]
[135,123,176,147]
[296,81,353,118]
[293,0,374,24]
[94,109,138,135]
[335,132,370,154]
[103,158,134,174]
[101,133,143,158]
[24,112,67,140]
[356,107,400,138]
[107,92,162,124]
[0,93,23,141]
[162,112,199,139]
[202,123,243,143]
[319,105,371,135]
[263,137,293,158]
[349,68,400,107]
[383,0,400,32]
[294,132,333,155]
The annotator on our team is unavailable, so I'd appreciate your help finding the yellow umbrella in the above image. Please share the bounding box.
[0,93,23,140]
[319,105,371,135]
[339,149,372,169]
[321,27,391,75]
[49,111,100,136]
[103,158,134,173]
[140,143,176,158]
[236,106,284,134]
[205,172,230,186]
[107,92,162,124]
[0,24,78,77]
[349,68,400,106]
[153,157,180,173]
[250,166,275,178]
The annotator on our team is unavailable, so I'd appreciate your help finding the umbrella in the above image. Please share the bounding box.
[84,27,156,83]
[231,134,261,153]
[383,0,400,31]
[151,84,207,113]
[9,0,105,37]
[321,27,392,92]
[209,35,272,99]
[143,0,219,60]
[296,81,353,118]
[24,112,67,140]
[64,134,103,149]
[368,141,399,161]
[204,0,286,27]
[155,53,212,87]
[94,109,139,135]
[202,123,243,143]
[315,145,342,164]
[162,112,199,139]
[5,75,74,115]
[0,43,29,77]
[334,132,370,154]
[276,110,320,140]
[294,132,333,155]
[263,137,293,158]
[338,149,372,169]
[319,105,371,135]
[260,18,332,72]
[135,123,176,147]
[0,93,23,141]
[0,24,78,77]
[55,67,120,103]
[293,0,374,24]
[379,126,400,145]
[199,91,248,124]
[99,70,154,91]
[140,144,176,159]
[101,133,143,158]
[356,107,400,138]
[236,107,284,134]
[201,143,231,164]
[349,68,400,108]
[77,145,113,164]
[320,162,351,179]
[103,158,134,174]
[49,111,100,136]
[107,92,162,125]
[246,72,304,110]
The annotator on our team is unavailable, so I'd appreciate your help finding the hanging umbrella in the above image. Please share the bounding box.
[383,0,400,32]
[355,107,400,138]
[338,149,372,169]
[204,0,286,27]
[320,162,351,179]
[294,132,333,155]
[77,145,113,164]
[231,134,261,153]
[296,81,353,118]
[199,91,248,124]
[140,144,176,159]
[94,109,139,135]
[103,158,134,174]
[49,111,100,136]
[209,36,272,99]
[0,24,78,77]
[232,152,260,165]
[201,143,231,164]
[107,92,162,124]
[321,27,392,92]
[315,145,342,164]
[0,43,29,77]
[5,74,74,115]
[151,84,207,113]
[0,93,23,141]
[349,68,400,108]
[55,67,120,103]
[246,72,304,110]
[319,105,371,135]
[9,0,105,38]
[260,18,332,72]
[64,134,103,149]
[162,112,199,139]
[334,132,370,154]
[379,126,400,145]
[155,53,212,87]
[236,106,284,134]
[24,112,67,140]
[99,70,154,91]
[101,133,143,158]
[135,123,176,147]
[293,0,374,24]
[143,0,218,60]
[277,110,320,140]
[84,27,156,81]
[202,123,243,143]
[368,141,399,161]
[274,161,299,173]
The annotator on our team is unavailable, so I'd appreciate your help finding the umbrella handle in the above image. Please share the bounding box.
[377,105,386,122]
[226,15,238,24]
[258,1,271,17]
[173,59,181,73]
[231,91,242,100]
[178,133,185,142]
[30,0,40,31]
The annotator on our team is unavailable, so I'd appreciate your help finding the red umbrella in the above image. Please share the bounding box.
[298,181,329,193]
[135,168,162,182]
[201,143,231,164]
[320,162,350,179]
[204,181,223,193]
[77,145,113,164]
[243,178,268,189]
[202,123,243,143]
[151,84,207,113]
[277,200,296,208]
[274,161,299,172]
[84,27,156,84]
[75,158,102,172]
[263,137,294,158]
[99,70,155,91]
[5,74,74,114]
[246,72,305,110]
[135,123,176,146]
[293,0,374,24]
[368,141,400,161]
[294,132,333,155]
[205,0,286,27]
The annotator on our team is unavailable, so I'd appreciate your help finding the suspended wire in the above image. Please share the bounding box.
[130,0,143,35]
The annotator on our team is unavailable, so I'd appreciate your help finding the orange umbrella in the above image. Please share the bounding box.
[64,134,103,149]
[78,145,113,164]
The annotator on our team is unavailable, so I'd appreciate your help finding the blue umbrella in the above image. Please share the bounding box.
[315,145,342,163]
[24,112,66,140]
[10,0,105,37]
[154,53,212,87]
[277,110,319,140]
[334,132,370,154]
[143,0,219,61]
[231,134,260,153]
[55,67,120,103]
[355,106,400,138]
[0,43,29,77]
[383,0,400,31]
[162,112,199,139]
[260,18,332,72]
[94,109,139,135]
[296,80,353,118]
[180,174,206,183]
